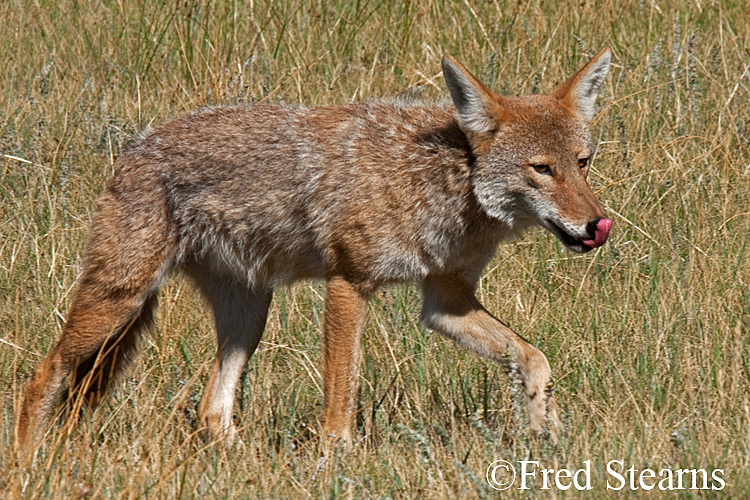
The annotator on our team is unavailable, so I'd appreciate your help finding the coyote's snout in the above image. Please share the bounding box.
[17,48,612,460]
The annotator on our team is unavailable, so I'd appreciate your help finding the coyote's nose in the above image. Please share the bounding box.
[582,218,613,248]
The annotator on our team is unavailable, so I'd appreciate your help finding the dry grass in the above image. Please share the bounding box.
[1,0,749,498]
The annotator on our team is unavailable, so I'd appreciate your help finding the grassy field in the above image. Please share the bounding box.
[1,0,749,498]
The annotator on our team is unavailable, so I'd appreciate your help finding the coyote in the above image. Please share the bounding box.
[17,48,612,459]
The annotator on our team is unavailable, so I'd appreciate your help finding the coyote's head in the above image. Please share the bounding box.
[443,49,613,253]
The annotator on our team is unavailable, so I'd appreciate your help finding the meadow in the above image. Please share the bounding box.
[1,0,749,498]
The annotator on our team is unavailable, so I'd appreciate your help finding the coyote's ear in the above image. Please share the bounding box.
[442,55,500,138]
[554,48,611,121]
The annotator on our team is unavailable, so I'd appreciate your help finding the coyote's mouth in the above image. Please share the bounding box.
[544,218,612,254]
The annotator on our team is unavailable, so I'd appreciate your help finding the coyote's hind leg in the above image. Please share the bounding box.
[191,268,273,446]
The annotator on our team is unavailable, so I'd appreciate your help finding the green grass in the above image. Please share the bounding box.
[2,0,749,498]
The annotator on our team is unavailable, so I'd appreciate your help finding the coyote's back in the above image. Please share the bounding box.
[17,49,613,460]
[117,102,504,287]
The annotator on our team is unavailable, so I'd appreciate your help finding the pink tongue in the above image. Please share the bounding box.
[582,218,613,248]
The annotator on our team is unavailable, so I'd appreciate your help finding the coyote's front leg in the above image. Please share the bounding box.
[321,276,369,446]
[419,275,559,438]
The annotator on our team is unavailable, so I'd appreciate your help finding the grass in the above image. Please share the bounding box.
[1,0,749,498]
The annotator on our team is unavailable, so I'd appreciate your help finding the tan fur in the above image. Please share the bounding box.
[321,277,369,445]
[16,49,612,461]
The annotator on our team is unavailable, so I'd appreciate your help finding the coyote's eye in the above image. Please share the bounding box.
[532,164,551,175]
[578,158,589,169]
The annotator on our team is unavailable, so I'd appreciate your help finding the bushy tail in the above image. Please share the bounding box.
[68,292,158,408]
